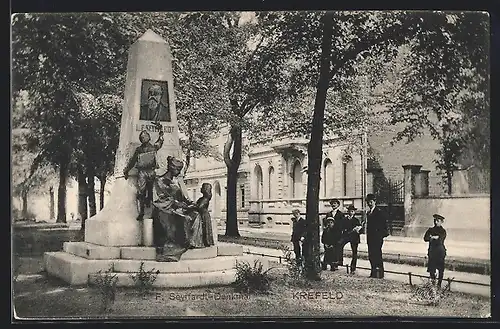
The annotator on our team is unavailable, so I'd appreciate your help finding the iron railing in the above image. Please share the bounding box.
[243,251,490,289]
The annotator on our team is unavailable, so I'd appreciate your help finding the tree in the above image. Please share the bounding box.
[377,12,489,194]
[255,11,443,279]
[70,91,122,232]
[303,12,335,280]
[12,13,131,222]
[12,128,56,220]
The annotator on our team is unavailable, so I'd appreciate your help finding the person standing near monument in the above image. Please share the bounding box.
[290,209,307,264]
[423,214,447,288]
[323,199,347,267]
[321,217,339,271]
[338,205,363,274]
[123,124,164,221]
[140,84,171,122]
[365,194,389,278]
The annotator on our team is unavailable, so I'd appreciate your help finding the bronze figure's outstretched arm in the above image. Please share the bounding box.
[152,121,164,150]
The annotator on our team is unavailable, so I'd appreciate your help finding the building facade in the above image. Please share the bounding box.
[184,127,367,229]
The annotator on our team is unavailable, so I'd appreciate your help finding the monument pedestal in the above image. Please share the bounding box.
[44,243,268,287]
[84,178,142,246]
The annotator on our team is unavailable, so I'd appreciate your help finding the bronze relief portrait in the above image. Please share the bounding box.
[139,79,171,122]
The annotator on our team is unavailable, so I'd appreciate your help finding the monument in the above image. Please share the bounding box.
[44,30,267,287]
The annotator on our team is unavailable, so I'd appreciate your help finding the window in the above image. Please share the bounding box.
[240,185,245,208]
[292,160,302,198]
[268,166,275,199]
[323,159,333,197]
[343,159,355,196]
[254,165,263,200]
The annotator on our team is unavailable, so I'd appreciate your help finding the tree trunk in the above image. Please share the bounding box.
[56,158,69,223]
[87,168,97,216]
[77,168,88,232]
[49,186,55,220]
[446,170,453,195]
[184,150,191,173]
[224,124,242,237]
[304,12,334,281]
[21,189,28,219]
[99,175,106,210]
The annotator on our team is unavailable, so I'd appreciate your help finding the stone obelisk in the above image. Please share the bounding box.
[85,30,182,246]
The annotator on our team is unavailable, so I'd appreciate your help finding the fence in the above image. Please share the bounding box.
[243,251,490,290]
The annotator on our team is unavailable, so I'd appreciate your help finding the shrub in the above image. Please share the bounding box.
[234,259,273,294]
[279,245,311,288]
[94,266,118,314]
[411,276,453,306]
[129,262,160,296]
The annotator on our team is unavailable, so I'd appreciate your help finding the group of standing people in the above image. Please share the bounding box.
[291,193,448,285]
[291,194,389,278]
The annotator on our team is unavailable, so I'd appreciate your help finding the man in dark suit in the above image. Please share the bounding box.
[338,205,363,274]
[365,194,389,278]
[140,84,171,122]
[290,209,307,264]
[322,199,347,269]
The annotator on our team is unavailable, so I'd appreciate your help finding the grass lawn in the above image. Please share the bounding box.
[13,256,490,319]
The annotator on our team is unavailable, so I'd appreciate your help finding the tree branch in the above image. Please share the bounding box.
[245,35,265,72]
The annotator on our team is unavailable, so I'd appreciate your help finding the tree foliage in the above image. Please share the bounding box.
[251,10,489,278]
[375,12,489,192]
[12,13,132,222]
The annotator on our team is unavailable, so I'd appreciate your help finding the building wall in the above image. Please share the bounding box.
[405,195,490,242]
[184,126,251,226]
[185,131,367,228]
[367,121,446,195]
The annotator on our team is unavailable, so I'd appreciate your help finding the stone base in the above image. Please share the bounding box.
[44,252,114,285]
[85,218,141,247]
[63,242,121,260]
[84,178,142,247]
[44,242,264,288]
[88,270,238,288]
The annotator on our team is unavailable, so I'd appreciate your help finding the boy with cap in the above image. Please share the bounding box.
[338,205,363,274]
[423,214,447,288]
[365,193,389,278]
[321,216,339,271]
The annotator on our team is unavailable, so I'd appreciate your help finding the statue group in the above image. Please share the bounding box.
[124,126,214,262]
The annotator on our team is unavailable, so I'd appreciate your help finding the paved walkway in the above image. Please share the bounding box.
[218,242,491,298]
[217,226,491,262]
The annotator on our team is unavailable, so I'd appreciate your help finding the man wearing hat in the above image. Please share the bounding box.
[322,199,347,268]
[337,205,363,274]
[365,193,389,278]
[423,214,447,288]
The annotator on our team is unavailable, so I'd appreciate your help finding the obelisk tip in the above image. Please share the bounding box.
[138,29,167,43]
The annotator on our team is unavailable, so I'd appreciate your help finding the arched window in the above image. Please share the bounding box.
[268,166,275,199]
[254,165,264,200]
[292,160,302,198]
[323,158,334,198]
[343,158,355,196]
